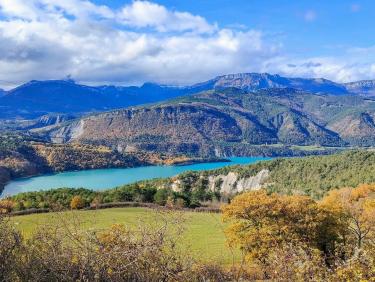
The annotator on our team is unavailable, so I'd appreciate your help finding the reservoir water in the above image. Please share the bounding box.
[2,157,271,197]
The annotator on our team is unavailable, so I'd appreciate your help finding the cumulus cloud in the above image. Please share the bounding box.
[270,56,375,83]
[0,0,280,88]
[118,1,215,33]
[0,0,373,89]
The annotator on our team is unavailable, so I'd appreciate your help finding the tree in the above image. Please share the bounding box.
[70,196,85,210]
[320,184,375,259]
[0,199,14,214]
[154,189,173,206]
[222,190,339,264]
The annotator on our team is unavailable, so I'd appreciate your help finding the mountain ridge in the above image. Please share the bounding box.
[38,87,375,157]
[1,73,375,121]
[0,73,375,131]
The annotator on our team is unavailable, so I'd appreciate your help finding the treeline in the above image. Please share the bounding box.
[2,176,217,213]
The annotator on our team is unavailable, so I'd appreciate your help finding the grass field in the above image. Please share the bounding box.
[10,207,240,264]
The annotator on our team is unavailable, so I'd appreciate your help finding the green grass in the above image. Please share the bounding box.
[10,207,240,264]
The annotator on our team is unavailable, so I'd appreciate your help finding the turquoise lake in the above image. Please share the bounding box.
[2,157,271,197]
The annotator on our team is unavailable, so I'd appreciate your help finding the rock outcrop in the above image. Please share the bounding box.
[208,169,270,193]
[171,169,270,194]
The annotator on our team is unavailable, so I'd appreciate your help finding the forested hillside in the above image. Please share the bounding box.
[39,87,375,157]
[0,134,213,194]
[5,150,375,212]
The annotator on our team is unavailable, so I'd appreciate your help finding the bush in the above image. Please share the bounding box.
[153,189,172,206]
[70,196,85,210]
[10,210,214,282]
[0,199,15,214]
[0,216,22,281]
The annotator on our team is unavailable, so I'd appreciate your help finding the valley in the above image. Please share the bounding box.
[2,1,375,279]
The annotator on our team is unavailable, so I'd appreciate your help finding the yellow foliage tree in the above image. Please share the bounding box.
[222,190,337,265]
[0,199,14,214]
[222,185,375,279]
[70,196,85,210]
[320,184,375,258]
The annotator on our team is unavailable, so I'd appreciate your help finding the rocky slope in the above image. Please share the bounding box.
[38,87,375,157]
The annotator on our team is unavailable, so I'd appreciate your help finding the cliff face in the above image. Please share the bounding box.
[170,169,270,195]
[207,169,270,194]
[39,87,375,157]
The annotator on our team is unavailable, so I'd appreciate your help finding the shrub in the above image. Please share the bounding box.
[153,189,171,206]
[0,216,22,281]
[70,196,85,210]
[0,199,15,214]
[13,211,205,282]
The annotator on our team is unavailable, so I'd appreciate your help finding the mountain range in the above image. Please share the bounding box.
[38,87,375,157]
[2,72,375,157]
[1,73,375,120]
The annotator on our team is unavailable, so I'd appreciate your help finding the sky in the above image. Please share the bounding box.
[0,0,374,89]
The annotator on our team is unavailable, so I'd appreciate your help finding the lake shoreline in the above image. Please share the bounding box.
[1,145,345,197]
[2,157,269,197]
[0,156,230,197]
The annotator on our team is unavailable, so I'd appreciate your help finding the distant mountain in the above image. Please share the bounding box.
[1,73,375,120]
[0,80,194,119]
[345,80,375,96]
[39,87,375,157]
[207,73,350,95]
[0,89,5,97]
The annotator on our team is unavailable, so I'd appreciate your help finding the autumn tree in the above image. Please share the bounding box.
[320,184,375,259]
[223,191,329,261]
[0,199,14,214]
[70,196,85,210]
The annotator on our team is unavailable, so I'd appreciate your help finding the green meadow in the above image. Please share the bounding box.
[10,207,240,265]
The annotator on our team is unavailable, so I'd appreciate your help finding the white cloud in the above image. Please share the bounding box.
[118,1,215,33]
[0,0,373,89]
[269,55,375,83]
[0,0,278,88]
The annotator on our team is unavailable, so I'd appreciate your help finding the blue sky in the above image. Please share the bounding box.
[92,0,374,56]
[0,0,374,88]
